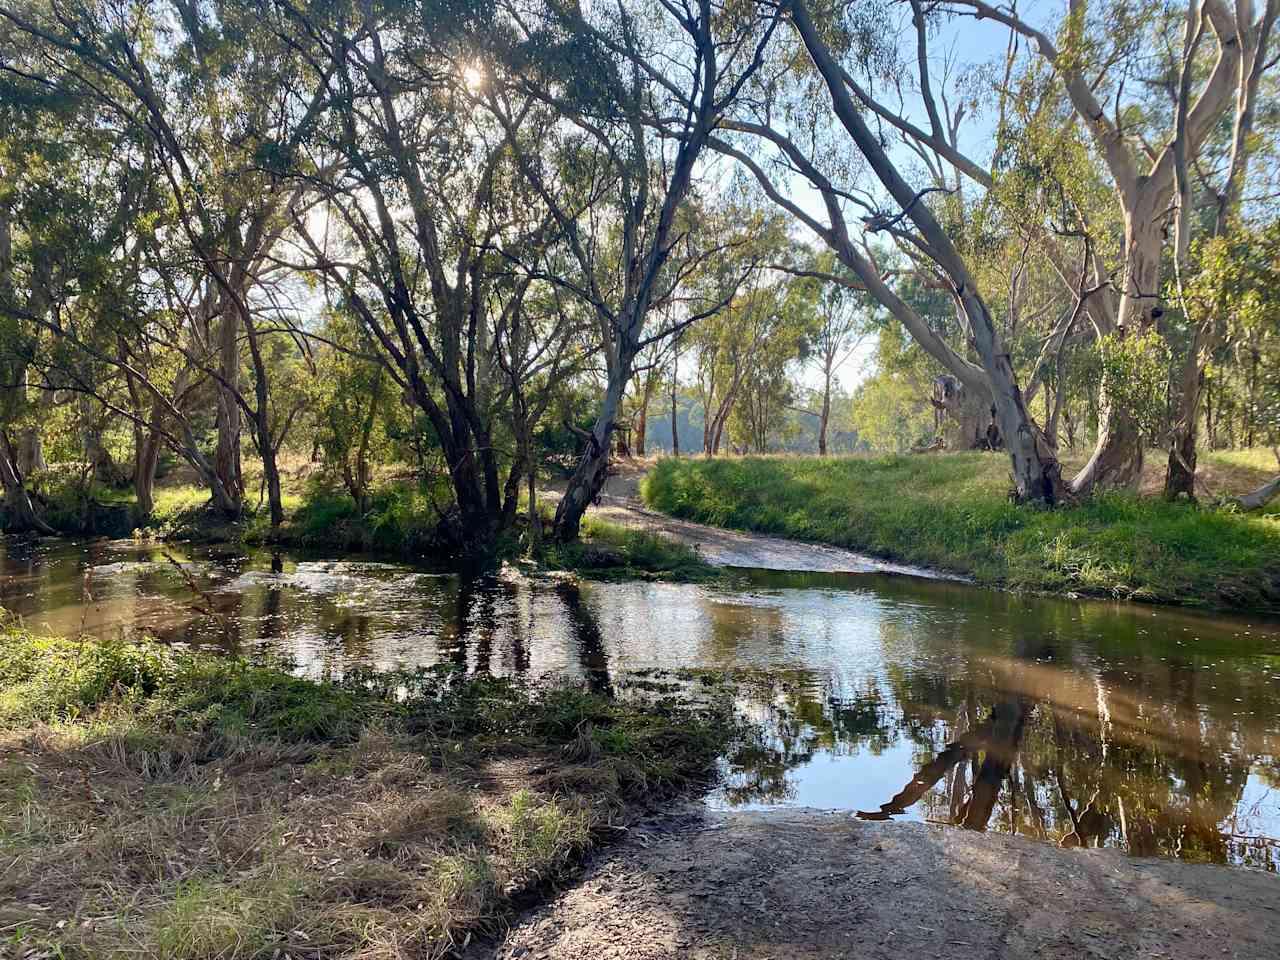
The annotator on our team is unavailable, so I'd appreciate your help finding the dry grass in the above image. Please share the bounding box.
[0,633,737,959]
[1,723,606,959]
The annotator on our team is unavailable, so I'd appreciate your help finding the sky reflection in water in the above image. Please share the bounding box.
[3,539,1279,869]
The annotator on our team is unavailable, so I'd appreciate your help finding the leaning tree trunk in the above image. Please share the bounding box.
[1236,475,1280,511]
[553,372,627,543]
[0,432,53,534]
[790,0,1066,504]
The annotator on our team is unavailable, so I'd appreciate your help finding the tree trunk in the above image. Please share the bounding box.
[818,369,831,455]
[1165,323,1211,500]
[81,401,124,487]
[670,351,680,457]
[1235,475,1280,511]
[635,375,653,457]
[525,432,542,547]
[1071,210,1164,495]
[553,373,625,543]
[17,426,46,475]
[241,312,285,529]
[1205,375,1216,449]
[1073,396,1145,492]
[933,376,994,450]
[0,432,53,534]
[1165,429,1197,501]
[214,298,244,515]
[134,428,163,522]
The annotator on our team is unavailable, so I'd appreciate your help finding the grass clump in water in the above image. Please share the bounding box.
[539,515,719,582]
[0,626,738,958]
[642,453,1280,611]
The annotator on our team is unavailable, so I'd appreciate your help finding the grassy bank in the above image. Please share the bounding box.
[642,453,1280,611]
[0,627,738,959]
[25,466,715,582]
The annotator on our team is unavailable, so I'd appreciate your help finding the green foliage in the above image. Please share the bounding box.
[643,454,1280,611]
[848,368,935,452]
[291,479,446,554]
[309,310,408,511]
[1182,221,1280,447]
[1092,330,1171,437]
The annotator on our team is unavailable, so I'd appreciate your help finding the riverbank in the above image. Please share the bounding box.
[0,629,739,959]
[642,453,1280,611]
[481,808,1280,960]
[20,468,719,583]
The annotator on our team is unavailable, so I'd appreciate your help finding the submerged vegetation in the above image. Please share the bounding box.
[0,626,739,958]
[644,453,1280,611]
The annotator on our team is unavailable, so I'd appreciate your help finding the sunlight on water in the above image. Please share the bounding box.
[3,539,1279,869]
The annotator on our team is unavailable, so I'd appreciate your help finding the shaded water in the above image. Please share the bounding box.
[3,538,1280,870]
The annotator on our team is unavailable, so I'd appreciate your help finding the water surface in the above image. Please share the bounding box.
[3,538,1279,870]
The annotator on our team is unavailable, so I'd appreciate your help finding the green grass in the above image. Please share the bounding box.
[538,515,720,582]
[0,626,740,958]
[642,453,1280,611]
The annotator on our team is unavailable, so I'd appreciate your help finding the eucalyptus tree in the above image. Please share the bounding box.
[273,0,583,553]
[691,0,1278,504]
[489,0,783,541]
[0,0,332,527]
[785,250,870,455]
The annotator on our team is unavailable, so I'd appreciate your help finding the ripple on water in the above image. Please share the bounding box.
[3,540,1279,869]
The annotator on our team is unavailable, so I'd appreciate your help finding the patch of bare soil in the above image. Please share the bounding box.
[479,809,1279,960]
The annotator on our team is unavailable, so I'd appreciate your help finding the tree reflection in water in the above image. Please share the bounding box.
[3,540,1277,868]
[715,630,1273,867]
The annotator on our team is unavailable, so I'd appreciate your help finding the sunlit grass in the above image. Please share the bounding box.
[0,628,740,958]
[643,452,1280,610]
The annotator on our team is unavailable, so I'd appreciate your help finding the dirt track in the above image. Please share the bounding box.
[576,461,959,579]
[479,809,1280,960]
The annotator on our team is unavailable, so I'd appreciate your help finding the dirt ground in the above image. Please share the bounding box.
[476,809,1280,960]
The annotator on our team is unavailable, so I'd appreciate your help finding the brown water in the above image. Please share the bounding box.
[3,538,1279,870]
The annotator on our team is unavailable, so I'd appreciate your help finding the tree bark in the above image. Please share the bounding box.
[635,373,655,457]
[670,347,680,457]
[241,310,285,529]
[213,297,244,516]
[17,426,46,475]
[133,427,163,522]
[1235,475,1280,511]
[818,369,831,455]
[0,432,53,534]
[554,370,626,542]
[933,375,995,451]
